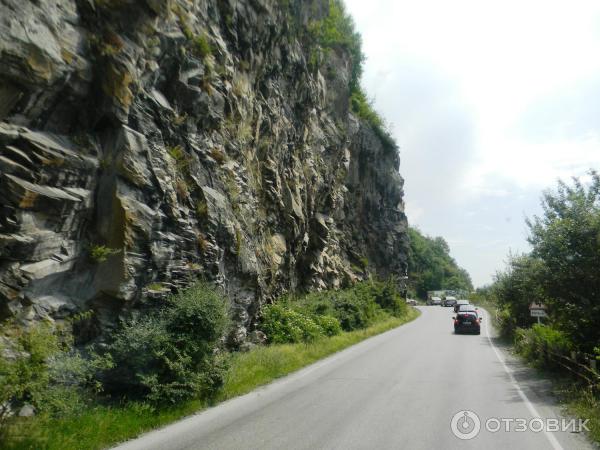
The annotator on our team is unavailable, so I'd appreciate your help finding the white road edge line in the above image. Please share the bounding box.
[484,311,564,450]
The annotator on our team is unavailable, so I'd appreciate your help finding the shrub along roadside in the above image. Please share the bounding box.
[259,279,407,344]
[220,309,419,402]
[468,172,600,445]
[0,285,418,449]
[1,305,419,450]
[513,324,574,369]
[100,282,229,405]
[472,292,600,445]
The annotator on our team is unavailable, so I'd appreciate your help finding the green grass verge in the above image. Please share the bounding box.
[564,390,600,444]
[2,308,419,450]
[544,375,600,445]
[219,308,420,400]
[503,333,600,446]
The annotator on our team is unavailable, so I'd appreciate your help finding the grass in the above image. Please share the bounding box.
[531,372,600,445]
[2,400,207,450]
[2,308,419,450]
[219,308,419,400]
[564,388,600,444]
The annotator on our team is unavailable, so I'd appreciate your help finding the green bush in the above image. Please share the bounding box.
[366,279,408,317]
[271,280,408,337]
[514,324,573,368]
[0,323,107,423]
[101,282,229,404]
[308,0,363,90]
[526,171,600,353]
[496,307,517,338]
[0,324,58,423]
[313,315,342,337]
[260,304,325,344]
[305,0,397,152]
[330,289,379,330]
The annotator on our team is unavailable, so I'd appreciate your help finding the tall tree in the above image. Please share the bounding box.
[526,170,600,352]
[407,227,473,299]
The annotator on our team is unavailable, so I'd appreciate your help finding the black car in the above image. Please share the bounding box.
[453,307,481,334]
[442,297,457,307]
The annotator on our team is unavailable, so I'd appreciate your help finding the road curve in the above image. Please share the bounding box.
[113,306,594,450]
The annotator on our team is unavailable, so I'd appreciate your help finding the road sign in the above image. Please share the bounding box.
[529,302,547,311]
[530,309,547,318]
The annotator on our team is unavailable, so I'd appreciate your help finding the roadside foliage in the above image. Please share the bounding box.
[476,171,600,444]
[488,171,600,354]
[0,279,412,449]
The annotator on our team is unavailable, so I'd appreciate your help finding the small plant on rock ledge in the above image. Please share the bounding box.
[197,233,210,253]
[192,34,212,59]
[210,148,227,164]
[167,144,185,161]
[196,198,208,218]
[167,145,191,172]
[146,282,165,291]
[89,245,120,263]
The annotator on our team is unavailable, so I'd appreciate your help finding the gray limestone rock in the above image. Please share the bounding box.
[0,0,408,344]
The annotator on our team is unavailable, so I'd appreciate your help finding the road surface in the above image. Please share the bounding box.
[114,306,594,450]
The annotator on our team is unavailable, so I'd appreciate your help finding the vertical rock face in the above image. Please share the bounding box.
[0,0,408,342]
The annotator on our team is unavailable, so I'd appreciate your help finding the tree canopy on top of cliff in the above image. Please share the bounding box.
[305,0,396,150]
[407,227,473,299]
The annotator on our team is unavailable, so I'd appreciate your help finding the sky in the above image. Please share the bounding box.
[344,0,600,287]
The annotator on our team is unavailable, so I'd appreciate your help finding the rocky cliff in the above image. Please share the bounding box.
[0,0,408,343]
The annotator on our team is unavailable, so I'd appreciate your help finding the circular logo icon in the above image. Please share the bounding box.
[450,410,481,440]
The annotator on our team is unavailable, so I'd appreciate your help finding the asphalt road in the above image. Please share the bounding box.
[114,306,595,450]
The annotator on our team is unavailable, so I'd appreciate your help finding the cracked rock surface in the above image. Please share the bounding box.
[0,0,408,343]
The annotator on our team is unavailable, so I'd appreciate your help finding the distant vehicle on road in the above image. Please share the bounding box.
[442,296,457,307]
[453,299,470,313]
[454,307,482,334]
[427,296,442,305]
[406,298,417,306]
[456,304,478,314]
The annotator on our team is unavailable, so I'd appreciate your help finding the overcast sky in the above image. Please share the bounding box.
[344,0,600,286]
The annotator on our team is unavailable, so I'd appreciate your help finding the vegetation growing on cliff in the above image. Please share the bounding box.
[307,0,396,150]
[0,281,416,449]
[260,279,407,343]
[100,283,229,404]
[407,226,473,299]
[0,0,410,446]
[307,0,364,90]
